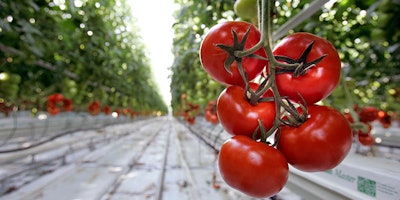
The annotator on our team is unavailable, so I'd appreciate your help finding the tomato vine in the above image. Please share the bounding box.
[199,0,354,197]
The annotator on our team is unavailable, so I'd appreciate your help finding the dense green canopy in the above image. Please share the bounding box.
[0,0,168,114]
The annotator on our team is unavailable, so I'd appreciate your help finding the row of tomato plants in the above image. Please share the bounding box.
[28,93,147,118]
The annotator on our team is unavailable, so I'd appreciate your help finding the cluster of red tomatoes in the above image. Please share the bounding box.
[47,93,73,115]
[87,101,137,118]
[200,20,353,198]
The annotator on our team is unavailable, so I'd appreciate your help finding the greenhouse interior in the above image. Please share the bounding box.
[0,0,399,199]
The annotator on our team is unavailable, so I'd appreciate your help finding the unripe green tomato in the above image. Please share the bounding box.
[234,0,258,20]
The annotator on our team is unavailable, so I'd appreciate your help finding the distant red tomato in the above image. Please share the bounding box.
[103,105,112,115]
[359,106,378,123]
[88,101,101,115]
[62,98,73,111]
[358,134,374,146]
[200,21,267,86]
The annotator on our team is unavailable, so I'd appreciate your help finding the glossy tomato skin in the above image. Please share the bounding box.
[200,21,267,86]
[217,85,275,137]
[219,135,288,198]
[277,105,352,172]
[273,32,341,104]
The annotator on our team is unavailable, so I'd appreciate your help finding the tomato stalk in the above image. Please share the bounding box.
[235,0,298,70]
[240,0,310,143]
[260,0,308,137]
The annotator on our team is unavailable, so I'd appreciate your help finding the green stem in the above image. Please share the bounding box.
[235,0,298,70]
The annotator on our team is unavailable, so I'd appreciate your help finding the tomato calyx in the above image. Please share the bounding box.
[245,77,274,105]
[275,41,327,77]
[216,26,267,76]
[280,98,309,127]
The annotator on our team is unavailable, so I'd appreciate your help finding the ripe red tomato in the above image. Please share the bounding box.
[217,85,275,137]
[358,134,375,146]
[205,109,219,125]
[47,106,60,116]
[219,135,288,198]
[185,115,196,125]
[62,98,73,111]
[277,105,352,172]
[378,110,392,128]
[200,21,267,86]
[103,105,112,115]
[343,112,354,123]
[359,106,378,123]
[48,93,64,103]
[88,101,101,115]
[273,32,341,104]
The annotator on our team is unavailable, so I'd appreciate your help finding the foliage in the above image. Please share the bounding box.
[170,0,235,113]
[0,0,168,114]
[170,0,400,114]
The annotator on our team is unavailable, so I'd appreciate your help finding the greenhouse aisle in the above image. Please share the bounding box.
[0,116,300,200]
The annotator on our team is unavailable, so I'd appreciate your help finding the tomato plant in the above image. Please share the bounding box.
[199,21,267,86]
[218,135,288,198]
[273,32,341,104]
[277,105,353,172]
[217,85,275,137]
